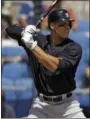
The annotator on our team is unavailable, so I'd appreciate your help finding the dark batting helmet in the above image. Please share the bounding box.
[48,9,75,29]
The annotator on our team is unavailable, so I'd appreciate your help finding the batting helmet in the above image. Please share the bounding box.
[48,9,75,29]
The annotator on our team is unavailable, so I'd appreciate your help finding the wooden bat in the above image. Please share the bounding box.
[5,0,61,39]
[36,0,61,28]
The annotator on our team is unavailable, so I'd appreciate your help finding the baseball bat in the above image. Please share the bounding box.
[6,0,61,40]
[36,0,61,28]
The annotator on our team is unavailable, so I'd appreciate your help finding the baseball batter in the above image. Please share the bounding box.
[6,9,86,118]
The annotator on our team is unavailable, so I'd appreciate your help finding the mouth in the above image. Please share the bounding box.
[64,32,69,37]
[66,31,69,34]
[65,32,69,35]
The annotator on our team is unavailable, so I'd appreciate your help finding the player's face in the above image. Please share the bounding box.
[52,21,70,38]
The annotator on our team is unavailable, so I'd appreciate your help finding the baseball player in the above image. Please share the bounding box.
[6,9,86,118]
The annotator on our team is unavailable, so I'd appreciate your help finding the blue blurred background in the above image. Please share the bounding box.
[1,1,89,118]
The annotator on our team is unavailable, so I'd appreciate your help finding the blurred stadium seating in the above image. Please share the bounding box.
[2,47,32,79]
[69,19,90,117]
[69,20,89,87]
[2,78,35,117]
[2,46,36,117]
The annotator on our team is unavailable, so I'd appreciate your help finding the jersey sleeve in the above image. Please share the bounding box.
[33,34,48,49]
[55,43,82,74]
[18,34,48,61]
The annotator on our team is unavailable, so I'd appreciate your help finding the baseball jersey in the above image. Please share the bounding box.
[18,34,82,96]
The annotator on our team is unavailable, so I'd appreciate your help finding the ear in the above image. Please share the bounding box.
[50,23,54,30]
[51,26,54,29]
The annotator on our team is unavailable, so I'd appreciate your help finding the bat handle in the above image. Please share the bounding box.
[36,17,44,28]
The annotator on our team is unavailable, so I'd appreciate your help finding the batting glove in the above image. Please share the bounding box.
[21,25,40,50]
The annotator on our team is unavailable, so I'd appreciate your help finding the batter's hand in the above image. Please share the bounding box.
[22,25,40,36]
[21,25,39,50]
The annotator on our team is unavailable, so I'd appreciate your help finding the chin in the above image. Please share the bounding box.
[63,34,69,38]
[63,36,68,39]
[60,35,68,39]
[58,32,69,39]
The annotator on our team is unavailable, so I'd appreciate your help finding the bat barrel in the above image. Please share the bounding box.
[36,0,60,28]
[36,17,44,28]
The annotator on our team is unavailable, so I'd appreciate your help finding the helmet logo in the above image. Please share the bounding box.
[65,13,69,18]
[60,11,63,13]
[62,18,65,21]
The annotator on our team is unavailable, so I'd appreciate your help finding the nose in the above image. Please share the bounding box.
[66,24,70,29]
[66,25,70,30]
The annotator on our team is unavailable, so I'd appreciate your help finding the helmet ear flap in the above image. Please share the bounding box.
[69,21,72,29]
[69,21,73,29]
[48,20,51,29]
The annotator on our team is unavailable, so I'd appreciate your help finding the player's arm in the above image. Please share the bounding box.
[31,44,82,74]
[21,25,82,73]
[21,25,60,72]
[30,45,60,72]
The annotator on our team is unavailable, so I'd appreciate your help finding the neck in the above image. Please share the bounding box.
[51,30,65,46]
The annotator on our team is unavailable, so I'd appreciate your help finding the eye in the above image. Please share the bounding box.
[58,24,65,27]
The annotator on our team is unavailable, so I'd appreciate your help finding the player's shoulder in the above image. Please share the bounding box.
[35,33,48,41]
[67,38,82,53]
[34,33,49,48]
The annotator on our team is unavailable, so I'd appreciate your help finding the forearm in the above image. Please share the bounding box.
[5,57,14,62]
[85,67,90,79]
[21,25,60,72]
[29,45,60,72]
[2,58,5,65]
[1,57,11,63]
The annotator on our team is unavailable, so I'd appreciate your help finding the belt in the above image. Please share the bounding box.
[39,92,72,103]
